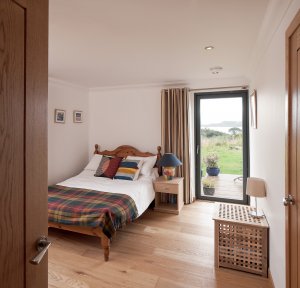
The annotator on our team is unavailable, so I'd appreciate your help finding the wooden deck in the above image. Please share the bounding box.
[201,174,243,200]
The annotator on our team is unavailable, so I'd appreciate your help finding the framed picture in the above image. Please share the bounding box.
[54,109,66,123]
[73,110,83,123]
[250,90,257,129]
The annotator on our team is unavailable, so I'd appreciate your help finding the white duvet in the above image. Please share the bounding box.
[57,170,156,216]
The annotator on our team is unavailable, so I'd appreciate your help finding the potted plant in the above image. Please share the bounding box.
[202,177,215,195]
[204,153,220,176]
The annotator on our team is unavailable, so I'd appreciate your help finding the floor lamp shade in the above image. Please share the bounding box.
[246,177,266,217]
[157,153,182,180]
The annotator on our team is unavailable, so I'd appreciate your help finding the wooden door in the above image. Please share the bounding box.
[286,9,300,288]
[0,1,48,287]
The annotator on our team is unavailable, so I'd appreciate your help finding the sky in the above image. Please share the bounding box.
[200,98,242,126]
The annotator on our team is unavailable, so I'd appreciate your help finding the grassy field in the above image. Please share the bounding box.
[201,134,243,175]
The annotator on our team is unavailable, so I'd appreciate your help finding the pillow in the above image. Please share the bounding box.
[126,155,157,176]
[94,156,123,179]
[114,159,143,181]
[151,168,159,180]
[84,154,103,171]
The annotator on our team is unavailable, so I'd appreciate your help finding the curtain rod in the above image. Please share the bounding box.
[189,85,248,92]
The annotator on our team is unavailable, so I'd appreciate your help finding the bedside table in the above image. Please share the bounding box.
[153,177,184,214]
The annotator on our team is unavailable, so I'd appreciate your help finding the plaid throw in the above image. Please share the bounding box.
[48,185,138,239]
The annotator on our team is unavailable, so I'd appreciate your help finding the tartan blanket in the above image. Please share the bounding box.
[48,185,138,239]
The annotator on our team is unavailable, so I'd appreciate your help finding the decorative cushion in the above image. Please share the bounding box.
[84,154,103,172]
[114,159,143,181]
[126,155,157,176]
[94,156,123,179]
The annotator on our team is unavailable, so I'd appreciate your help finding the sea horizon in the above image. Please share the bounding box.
[202,126,243,134]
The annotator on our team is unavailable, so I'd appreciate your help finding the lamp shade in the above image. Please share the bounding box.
[157,153,182,167]
[246,177,266,198]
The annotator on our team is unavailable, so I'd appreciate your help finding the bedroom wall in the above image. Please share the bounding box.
[88,78,247,157]
[48,78,89,185]
[249,1,300,287]
[88,86,162,156]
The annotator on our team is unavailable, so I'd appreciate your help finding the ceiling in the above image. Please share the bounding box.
[49,0,271,88]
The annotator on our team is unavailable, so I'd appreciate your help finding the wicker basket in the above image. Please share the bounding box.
[213,203,269,277]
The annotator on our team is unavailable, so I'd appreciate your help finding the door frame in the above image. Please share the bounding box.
[285,9,300,288]
[194,90,249,204]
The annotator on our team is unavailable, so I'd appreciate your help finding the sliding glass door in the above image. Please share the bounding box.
[195,90,249,204]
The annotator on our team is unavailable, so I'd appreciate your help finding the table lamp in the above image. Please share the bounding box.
[157,153,182,180]
[246,177,266,218]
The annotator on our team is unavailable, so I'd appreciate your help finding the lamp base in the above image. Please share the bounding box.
[163,167,175,181]
[163,175,174,181]
[249,209,264,218]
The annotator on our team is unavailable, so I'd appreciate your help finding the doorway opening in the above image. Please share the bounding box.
[195,90,249,204]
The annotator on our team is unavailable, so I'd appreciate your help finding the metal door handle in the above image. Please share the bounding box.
[283,195,295,206]
[30,236,51,265]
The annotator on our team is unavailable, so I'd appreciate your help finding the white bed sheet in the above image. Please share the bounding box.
[57,170,156,216]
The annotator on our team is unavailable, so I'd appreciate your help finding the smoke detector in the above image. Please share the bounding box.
[210,66,223,74]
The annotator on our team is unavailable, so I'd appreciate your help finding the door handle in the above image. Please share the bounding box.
[197,145,200,155]
[30,236,51,265]
[283,194,295,206]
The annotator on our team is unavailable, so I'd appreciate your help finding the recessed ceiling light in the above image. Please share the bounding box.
[210,66,223,74]
[205,46,214,50]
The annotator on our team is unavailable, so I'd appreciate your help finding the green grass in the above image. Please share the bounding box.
[201,135,243,175]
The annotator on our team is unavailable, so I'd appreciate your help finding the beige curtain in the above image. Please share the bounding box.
[161,88,192,204]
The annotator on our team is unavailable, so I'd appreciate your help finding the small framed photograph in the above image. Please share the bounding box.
[54,109,66,123]
[250,90,257,129]
[73,110,83,123]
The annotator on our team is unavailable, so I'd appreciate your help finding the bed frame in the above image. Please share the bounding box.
[48,144,162,261]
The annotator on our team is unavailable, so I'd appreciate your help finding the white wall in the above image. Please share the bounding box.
[48,79,89,185]
[249,1,300,287]
[88,78,247,157]
[89,86,162,155]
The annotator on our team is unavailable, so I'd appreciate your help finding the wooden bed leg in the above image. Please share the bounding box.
[101,236,110,261]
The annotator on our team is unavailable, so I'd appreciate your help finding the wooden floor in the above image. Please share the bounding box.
[201,174,243,200]
[48,201,273,288]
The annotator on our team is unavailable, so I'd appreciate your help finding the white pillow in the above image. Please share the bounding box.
[126,155,157,176]
[84,154,103,171]
[151,168,159,180]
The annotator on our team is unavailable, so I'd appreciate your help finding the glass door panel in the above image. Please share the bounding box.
[195,91,249,204]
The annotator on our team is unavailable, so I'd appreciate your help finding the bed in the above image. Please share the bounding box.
[48,144,161,261]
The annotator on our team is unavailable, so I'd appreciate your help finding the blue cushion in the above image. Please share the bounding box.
[114,159,142,181]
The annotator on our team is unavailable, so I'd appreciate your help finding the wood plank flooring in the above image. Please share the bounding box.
[48,201,273,288]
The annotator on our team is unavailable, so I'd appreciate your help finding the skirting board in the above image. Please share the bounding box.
[268,269,275,288]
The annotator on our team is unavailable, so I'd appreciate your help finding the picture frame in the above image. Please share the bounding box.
[54,109,66,123]
[73,110,83,123]
[250,90,257,129]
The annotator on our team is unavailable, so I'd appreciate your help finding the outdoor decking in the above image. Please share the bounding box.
[201,174,243,200]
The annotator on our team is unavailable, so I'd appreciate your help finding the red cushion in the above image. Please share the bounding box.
[94,156,123,179]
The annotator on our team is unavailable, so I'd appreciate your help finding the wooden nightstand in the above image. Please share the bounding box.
[153,177,184,214]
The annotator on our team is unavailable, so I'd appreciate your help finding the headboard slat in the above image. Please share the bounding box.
[94,144,162,162]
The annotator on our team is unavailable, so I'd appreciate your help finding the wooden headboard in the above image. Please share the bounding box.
[94,144,162,162]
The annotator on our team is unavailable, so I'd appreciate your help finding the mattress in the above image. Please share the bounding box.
[57,169,156,216]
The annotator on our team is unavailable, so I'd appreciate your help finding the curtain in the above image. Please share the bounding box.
[161,88,194,204]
